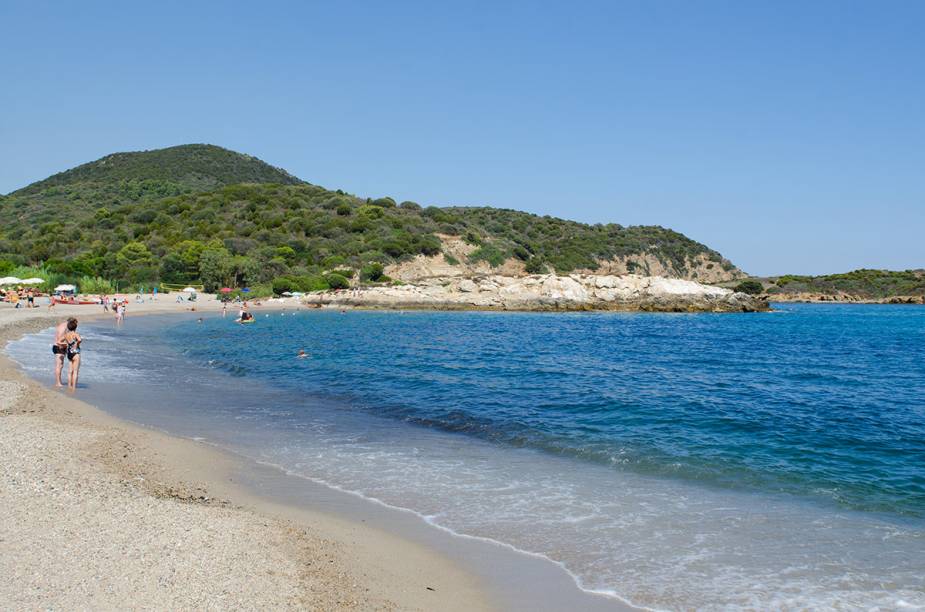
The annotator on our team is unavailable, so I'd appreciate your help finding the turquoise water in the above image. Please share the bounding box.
[9,303,925,609]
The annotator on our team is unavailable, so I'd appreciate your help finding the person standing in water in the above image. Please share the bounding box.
[63,319,82,388]
[52,317,76,387]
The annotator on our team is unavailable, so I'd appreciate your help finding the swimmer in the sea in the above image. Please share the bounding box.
[297,349,308,359]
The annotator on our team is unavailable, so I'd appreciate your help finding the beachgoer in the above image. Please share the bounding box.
[52,318,76,387]
[236,311,254,323]
[11,291,20,309]
[297,349,308,359]
[27,289,35,308]
[222,303,227,317]
[64,319,82,388]
[197,317,204,324]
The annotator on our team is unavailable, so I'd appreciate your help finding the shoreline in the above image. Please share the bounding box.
[0,299,633,611]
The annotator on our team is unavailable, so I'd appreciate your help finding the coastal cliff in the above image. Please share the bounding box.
[385,235,744,285]
[303,273,768,313]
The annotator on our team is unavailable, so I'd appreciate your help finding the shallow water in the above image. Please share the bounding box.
[9,304,925,610]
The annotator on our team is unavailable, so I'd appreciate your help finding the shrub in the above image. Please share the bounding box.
[414,234,442,256]
[299,274,330,292]
[735,279,764,295]
[357,205,384,219]
[469,243,506,267]
[79,276,116,294]
[322,255,346,268]
[370,197,397,208]
[324,273,350,290]
[361,262,385,282]
[272,274,330,294]
[336,203,352,216]
[524,258,547,274]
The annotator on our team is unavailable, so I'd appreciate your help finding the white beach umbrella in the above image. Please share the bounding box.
[0,276,22,285]
[54,284,76,292]
[182,287,198,293]
[20,277,45,285]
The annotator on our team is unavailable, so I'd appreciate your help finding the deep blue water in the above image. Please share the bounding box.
[175,304,925,517]
[9,303,925,609]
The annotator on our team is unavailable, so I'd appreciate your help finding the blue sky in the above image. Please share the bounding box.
[2,1,922,276]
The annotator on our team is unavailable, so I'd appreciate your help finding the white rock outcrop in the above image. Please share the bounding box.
[303,274,767,313]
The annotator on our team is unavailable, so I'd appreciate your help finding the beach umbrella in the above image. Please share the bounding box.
[182,287,198,293]
[54,284,76,292]
[220,287,233,293]
[20,277,45,285]
[0,276,22,285]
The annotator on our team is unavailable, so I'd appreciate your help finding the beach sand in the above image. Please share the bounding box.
[0,297,493,610]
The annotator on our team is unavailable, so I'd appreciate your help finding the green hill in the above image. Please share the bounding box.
[0,145,741,293]
[738,269,925,300]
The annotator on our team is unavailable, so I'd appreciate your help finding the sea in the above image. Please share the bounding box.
[8,303,925,610]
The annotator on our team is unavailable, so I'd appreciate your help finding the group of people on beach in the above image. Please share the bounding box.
[52,317,82,388]
[100,296,127,323]
[2,287,41,308]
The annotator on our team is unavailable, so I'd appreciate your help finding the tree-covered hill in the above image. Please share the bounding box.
[0,145,741,293]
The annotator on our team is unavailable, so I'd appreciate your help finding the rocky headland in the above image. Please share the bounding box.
[765,292,924,304]
[303,273,769,313]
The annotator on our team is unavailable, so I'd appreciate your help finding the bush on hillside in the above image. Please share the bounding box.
[324,273,350,290]
[361,262,385,282]
[735,279,764,295]
[272,274,329,294]
[524,257,547,274]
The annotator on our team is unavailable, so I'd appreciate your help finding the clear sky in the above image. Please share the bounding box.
[2,1,923,276]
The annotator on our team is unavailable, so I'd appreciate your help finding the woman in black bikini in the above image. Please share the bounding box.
[64,319,82,388]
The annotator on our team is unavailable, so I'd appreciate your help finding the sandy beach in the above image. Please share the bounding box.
[0,297,494,610]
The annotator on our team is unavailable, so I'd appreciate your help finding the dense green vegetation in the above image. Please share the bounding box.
[12,144,301,197]
[764,269,925,299]
[735,279,764,295]
[0,144,738,293]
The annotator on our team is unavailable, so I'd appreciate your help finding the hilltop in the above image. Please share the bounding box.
[10,144,302,197]
[0,145,745,295]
